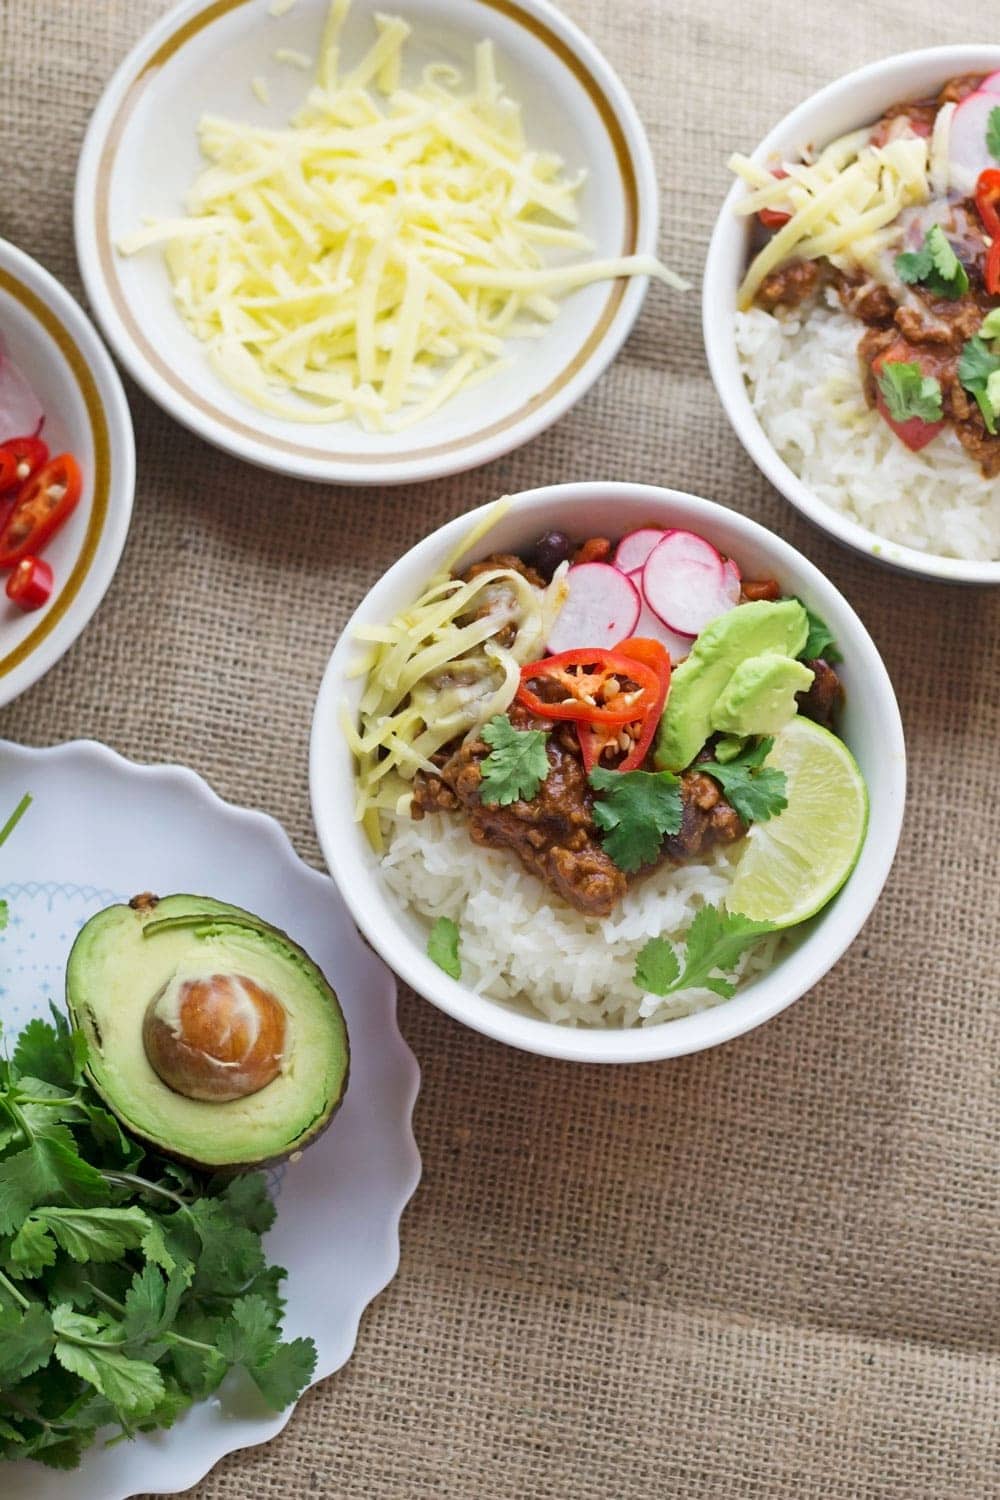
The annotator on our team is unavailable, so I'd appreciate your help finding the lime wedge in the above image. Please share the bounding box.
[726,717,869,927]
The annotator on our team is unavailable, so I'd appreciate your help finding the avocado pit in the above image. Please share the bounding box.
[142,972,287,1103]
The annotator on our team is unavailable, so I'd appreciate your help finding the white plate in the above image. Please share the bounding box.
[74,0,659,485]
[0,240,134,705]
[0,739,421,1499]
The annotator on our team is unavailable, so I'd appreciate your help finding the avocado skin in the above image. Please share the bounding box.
[655,600,809,772]
[65,893,350,1173]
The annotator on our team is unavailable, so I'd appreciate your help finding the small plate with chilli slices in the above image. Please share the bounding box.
[0,239,134,706]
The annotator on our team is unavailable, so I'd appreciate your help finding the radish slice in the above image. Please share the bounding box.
[613,528,668,574]
[0,350,44,445]
[981,71,1000,95]
[722,557,741,602]
[546,563,641,654]
[642,531,738,638]
[630,584,693,663]
[948,90,1000,197]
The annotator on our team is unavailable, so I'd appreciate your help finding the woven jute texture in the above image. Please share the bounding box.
[3,0,1000,1495]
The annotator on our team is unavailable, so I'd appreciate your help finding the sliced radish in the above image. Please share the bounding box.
[948,89,1000,197]
[546,563,641,654]
[722,557,741,602]
[0,350,44,446]
[642,531,738,637]
[981,70,1000,95]
[613,528,668,574]
[631,589,693,663]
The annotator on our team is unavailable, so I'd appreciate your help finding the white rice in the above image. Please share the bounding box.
[735,294,1000,562]
[379,814,783,1028]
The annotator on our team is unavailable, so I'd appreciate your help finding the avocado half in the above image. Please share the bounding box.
[66,893,350,1170]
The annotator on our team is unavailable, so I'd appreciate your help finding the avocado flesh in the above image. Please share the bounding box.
[66,894,349,1169]
[655,600,809,772]
[710,653,814,737]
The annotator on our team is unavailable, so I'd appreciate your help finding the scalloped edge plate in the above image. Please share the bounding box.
[0,739,421,1499]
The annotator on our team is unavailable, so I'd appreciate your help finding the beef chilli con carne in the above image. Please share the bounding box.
[409,541,841,917]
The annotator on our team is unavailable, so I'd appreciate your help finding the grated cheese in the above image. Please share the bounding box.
[731,129,931,309]
[118,0,685,429]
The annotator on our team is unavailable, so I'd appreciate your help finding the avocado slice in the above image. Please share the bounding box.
[66,893,349,1170]
[654,599,809,772]
[710,653,815,737]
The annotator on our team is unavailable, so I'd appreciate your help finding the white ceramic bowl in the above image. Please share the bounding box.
[75,0,659,486]
[310,482,907,1063]
[704,46,1000,586]
[0,238,134,707]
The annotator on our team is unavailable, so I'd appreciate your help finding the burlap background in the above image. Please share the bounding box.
[3,0,999,1494]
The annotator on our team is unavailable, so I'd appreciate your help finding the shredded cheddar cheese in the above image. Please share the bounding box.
[731,130,931,309]
[118,0,685,429]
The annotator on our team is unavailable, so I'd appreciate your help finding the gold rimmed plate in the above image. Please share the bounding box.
[0,239,134,707]
[74,0,658,485]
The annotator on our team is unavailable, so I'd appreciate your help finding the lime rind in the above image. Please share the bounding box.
[725,717,869,929]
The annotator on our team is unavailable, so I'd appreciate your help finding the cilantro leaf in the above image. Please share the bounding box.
[216,1294,280,1369]
[876,361,943,424]
[958,336,1000,435]
[633,905,776,1000]
[979,308,1000,341]
[989,105,1000,163]
[634,937,680,996]
[187,1198,265,1297]
[895,225,968,299]
[696,740,788,827]
[798,604,843,663]
[427,916,461,980]
[122,1265,188,1343]
[19,1206,160,1265]
[215,1172,276,1236]
[0,1302,54,1383]
[246,1336,317,1410]
[11,1017,86,1091]
[0,1138,107,1236]
[8,1215,59,1277]
[589,766,683,873]
[478,714,550,806]
[52,1306,166,1419]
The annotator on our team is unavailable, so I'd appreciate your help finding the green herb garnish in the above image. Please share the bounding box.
[0,1014,316,1470]
[958,335,1000,435]
[798,604,843,663]
[876,361,944,425]
[478,715,550,807]
[979,308,1000,341]
[427,916,461,980]
[895,225,969,300]
[588,766,683,873]
[988,105,1000,163]
[696,739,788,827]
[633,905,776,1001]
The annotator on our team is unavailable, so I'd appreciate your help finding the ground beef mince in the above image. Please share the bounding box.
[665,771,744,860]
[461,553,545,588]
[440,703,627,918]
[796,658,843,728]
[757,258,823,311]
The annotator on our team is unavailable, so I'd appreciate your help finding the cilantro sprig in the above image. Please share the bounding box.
[0,1014,316,1470]
[958,335,1000,436]
[588,766,683,873]
[478,715,550,807]
[634,905,776,1002]
[696,739,787,827]
[798,604,843,664]
[427,916,461,980]
[895,225,969,300]
[876,362,944,425]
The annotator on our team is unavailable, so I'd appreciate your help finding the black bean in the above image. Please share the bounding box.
[529,530,574,581]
